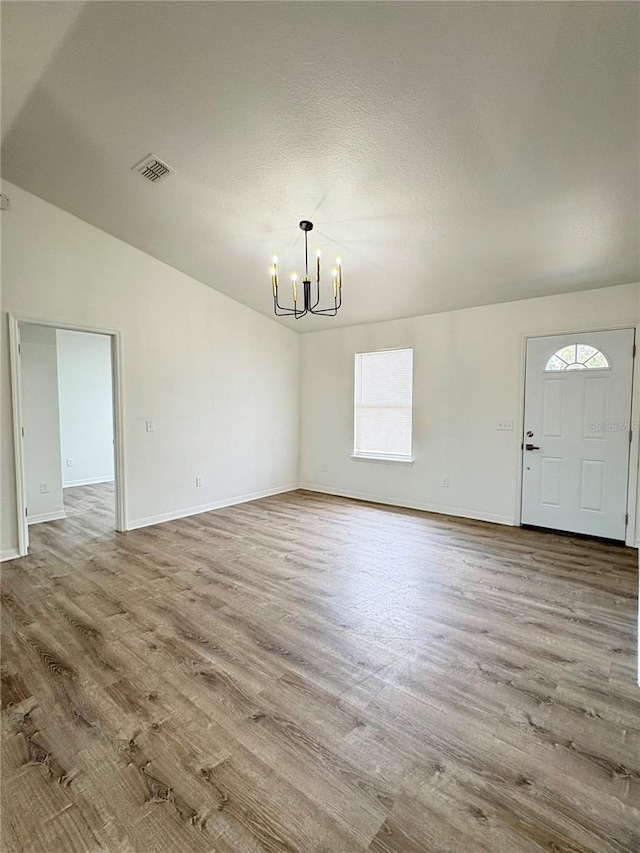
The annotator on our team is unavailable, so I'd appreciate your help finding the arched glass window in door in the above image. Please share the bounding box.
[544,344,610,372]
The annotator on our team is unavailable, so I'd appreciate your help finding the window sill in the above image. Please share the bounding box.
[351,454,415,465]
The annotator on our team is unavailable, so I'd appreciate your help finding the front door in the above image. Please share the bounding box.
[521,329,634,540]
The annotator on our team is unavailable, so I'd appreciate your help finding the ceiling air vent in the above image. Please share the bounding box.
[132,154,175,184]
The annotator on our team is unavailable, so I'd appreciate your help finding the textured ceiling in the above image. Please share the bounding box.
[2,1,638,330]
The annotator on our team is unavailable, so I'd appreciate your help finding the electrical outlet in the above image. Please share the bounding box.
[195,476,203,487]
[497,420,514,431]
[66,457,74,467]
[321,464,329,473]
[40,482,49,494]
[442,477,449,488]
[146,419,155,433]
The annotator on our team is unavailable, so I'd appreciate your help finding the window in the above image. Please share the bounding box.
[354,348,413,460]
[544,344,610,372]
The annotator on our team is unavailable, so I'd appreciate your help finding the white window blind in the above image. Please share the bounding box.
[354,348,413,459]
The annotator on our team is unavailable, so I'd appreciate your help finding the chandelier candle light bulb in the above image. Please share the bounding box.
[270,221,342,319]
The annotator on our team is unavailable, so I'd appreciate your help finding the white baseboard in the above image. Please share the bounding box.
[1,549,21,562]
[126,484,300,531]
[298,483,516,527]
[64,476,114,488]
[27,510,66,525]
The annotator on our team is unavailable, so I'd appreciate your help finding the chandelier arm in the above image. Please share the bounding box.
[274,306,308,318]
[274,283,340,317]
[273,294,296,315]
[273,296,303,317]
[275,290,308,318]
[310,290,341,315]
[310,296,335,314]
[295,298,308,319]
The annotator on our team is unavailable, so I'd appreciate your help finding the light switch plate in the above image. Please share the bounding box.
[497,420,514,431]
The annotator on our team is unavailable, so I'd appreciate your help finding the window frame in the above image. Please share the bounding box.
[543,344,611,372]
[352,347,414,463]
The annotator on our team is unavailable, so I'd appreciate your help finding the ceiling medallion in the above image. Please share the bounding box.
[270,221,342,318]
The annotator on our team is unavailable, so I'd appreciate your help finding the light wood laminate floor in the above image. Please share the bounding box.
[1,484,639,852]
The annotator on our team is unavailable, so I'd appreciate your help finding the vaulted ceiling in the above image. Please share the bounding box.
[2,1,638,329]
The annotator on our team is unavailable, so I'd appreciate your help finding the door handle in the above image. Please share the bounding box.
[525,443,540,451]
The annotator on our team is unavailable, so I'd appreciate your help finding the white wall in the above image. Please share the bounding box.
[1,181,299,557]
[300,283,639,530]
[20,323,65,523]
[57,329,114,487]
[635,274,640,545]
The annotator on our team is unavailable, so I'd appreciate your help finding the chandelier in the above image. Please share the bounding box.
[270,221,342,318]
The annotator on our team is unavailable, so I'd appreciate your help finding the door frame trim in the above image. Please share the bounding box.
[8,313,127,556]
[516,324,638,547]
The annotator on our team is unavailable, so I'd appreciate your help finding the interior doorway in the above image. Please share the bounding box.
[521,328,635,541]
[9,316,126,555]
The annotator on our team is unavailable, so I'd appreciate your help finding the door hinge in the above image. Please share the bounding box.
[25,507,28,518]
[18,343,21,355]
[633,343,636,359]
[21,426,24,438]
[625,512,629,527]
[630,430,633,444]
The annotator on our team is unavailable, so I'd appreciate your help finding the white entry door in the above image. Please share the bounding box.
[521,329,635,540]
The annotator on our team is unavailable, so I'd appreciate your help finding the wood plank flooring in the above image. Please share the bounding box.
[1,484,639,852]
